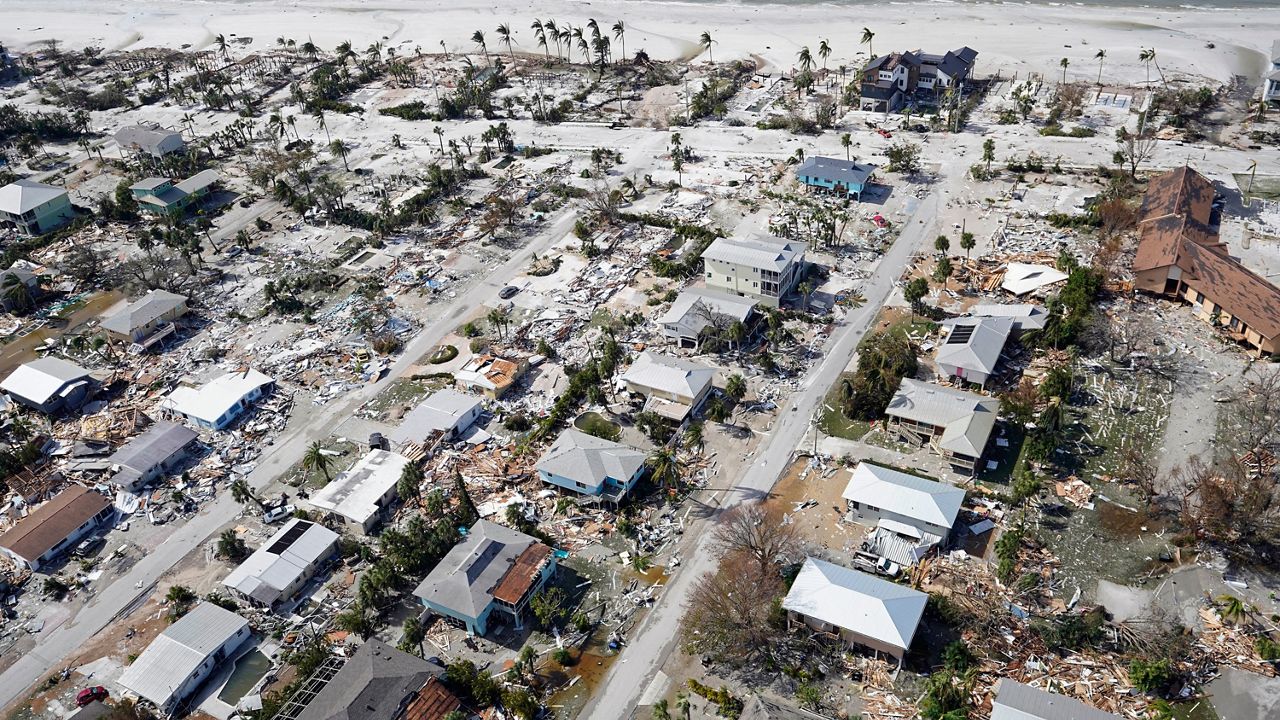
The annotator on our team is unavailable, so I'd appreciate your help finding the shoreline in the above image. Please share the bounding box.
[2,0,1278,86]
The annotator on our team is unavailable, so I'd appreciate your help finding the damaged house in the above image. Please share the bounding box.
[0,485,113,571]
[100,289,189,352]
[160,368,274,431]
[107,420,199,491]
[292,640,457,720]
[884,378,999,474]
[657,287,757,349]
[306,449,411,535]
[413,519,556,636]
[222,518,339,612]
[537,428,647,502]
[842,462,964,566]
[620,351,716,423]
[1,357,96,414]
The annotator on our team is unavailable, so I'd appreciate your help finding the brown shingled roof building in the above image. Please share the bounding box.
[0,485,114,570]
[1133,167,1280,356]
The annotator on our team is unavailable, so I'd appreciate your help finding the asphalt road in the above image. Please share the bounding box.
[580,186,948,720]
[0,207,581,713]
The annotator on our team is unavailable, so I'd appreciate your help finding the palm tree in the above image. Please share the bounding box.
[399,615,425,657]
[496,23,515,61]
[612,21,626,65]
[1218,594,1247,625]
[675,692,692,720]
[433,126,445,155]
[229,478,260,507]
[798,280,815,308]
[472,30,489,66]
[818,39,832,73]
[302,441,333,482]
[841,132,852,161]
[214,34,230,61]
[531,20,548,62]
[647,448,683,488]
[797,46,814,74]
[960,231,976,261]
[545,19,561,60]
[1059,57,1070,85]
[1094,49,1107,85]
[398,463,424,508]
[699,31,715,64]
[329,139,350,171]
[724,373,747,403]
[652,700,671,720]
[860,27,875,60]
[2,274,34,313]
[1139,47,1164,85]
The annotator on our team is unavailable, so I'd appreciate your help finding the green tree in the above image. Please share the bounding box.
[166,585,198,619]
[399,615,425,656]
[796,683,822,710]
[724,373,747,403]
[860,27,875,59]
[982,138,995,172]
[302,441,333,482]
[1059,56,1070,85]
[699,31,715,64]
[454,472,479,525]
[904,277,929,316]
[397,463,424,509]
[652,699,671,720]
[647,447,684,487]
[959,231,976,261]
[933,257,953,290]
[841,132,852,161]
[329,139,350,171]
[675,692,692,720]
[229,478,261,507]
[1094,49,1107,85]
[934,234,950,254]
[216,529,248,560]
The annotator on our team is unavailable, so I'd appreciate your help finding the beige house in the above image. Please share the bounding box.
[620,351,715,422]
[101,290,188,350]
[883,378,999,474]
[701,236,806,308]
[1133,166,1280,356]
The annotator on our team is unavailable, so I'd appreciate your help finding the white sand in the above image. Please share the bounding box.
[2,0,1278,87]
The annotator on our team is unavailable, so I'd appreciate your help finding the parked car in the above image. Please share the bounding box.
[77,687,108,707]
[498,285,520,299]
[870,214,890,229]
[74,536,105,558]
[263,504,296,524]
[876,128,893,139]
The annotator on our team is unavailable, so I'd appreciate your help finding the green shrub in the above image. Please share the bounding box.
[1129,658,1173,693]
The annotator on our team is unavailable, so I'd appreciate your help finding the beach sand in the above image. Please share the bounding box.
[1,0,1278,88]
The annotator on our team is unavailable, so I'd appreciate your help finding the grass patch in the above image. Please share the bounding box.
[428,344,458,364]
[360,377,448,420]
[574,411,621,441]
[976,424,1027,486]
[282,438,362,490]
[817,372,871,441]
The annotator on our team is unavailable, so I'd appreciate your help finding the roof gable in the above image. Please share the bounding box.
[782,557,927,650]
[0,179,67,215]
[537,429,646,489]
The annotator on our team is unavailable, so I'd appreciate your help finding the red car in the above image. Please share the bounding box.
[876,128,893,139]
[870,215,890,229]
[76,687,108,707]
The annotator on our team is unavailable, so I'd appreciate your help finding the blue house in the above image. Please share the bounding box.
[795,156,876,200]
[412,520,556,636]
[160,368,274,431]
[537,429,647,503]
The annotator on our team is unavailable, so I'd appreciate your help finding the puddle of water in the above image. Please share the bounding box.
[633,565,669,586]
[217,648,271,704]
[545,649,617,719]
[0,290,123,376]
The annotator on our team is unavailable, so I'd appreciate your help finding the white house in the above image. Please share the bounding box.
[935,317,1014,387]
[782,557,927,663]
[842,462,965,565]
[118,602,252,715]
[0,357,95,414]
[306,449,411,534]
[656,287,757,348]
[701,236,806,308]
[391,389,483,445]
[223,518,339,612]
[160,368,274,431]
[620,351,716,422]
[114,125,186,158]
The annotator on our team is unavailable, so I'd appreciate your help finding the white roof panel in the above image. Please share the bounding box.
[0,179,67,215]
[842,462,964,529]
[118,602,248,708]
[160,368,273,426]
[307,449,410,525]
[782,557,926,651]
[0,357,91,405]
[621,351,714,400]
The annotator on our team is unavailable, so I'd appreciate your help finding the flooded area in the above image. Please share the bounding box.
[0,290,123,376]
[217,648,272,705]
[1043,487,1180,597]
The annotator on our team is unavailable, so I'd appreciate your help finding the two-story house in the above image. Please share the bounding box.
[859,47,978,112]
[701,236,806,307]
[130,169,218,216]
[0,179,76,236]
[537,428,647,502]
[101,289,188,351]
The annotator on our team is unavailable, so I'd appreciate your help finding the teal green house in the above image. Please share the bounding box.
[0,179,75,235]
[130,169,218,216]
[795,156,876,200]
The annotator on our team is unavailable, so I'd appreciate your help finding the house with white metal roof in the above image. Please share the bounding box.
[537,428,647,502]
[842,462,964,539]
[934,316,1014,387]
[794,156,876,200]
[159,368,274,431]
[0,357,95,414]
[620,351,715,422]
[657,286,758,349]
[108,421,199,490]
[101,290,188,350]
[390,389,482,445]
[991,678,1120,720]
[701,236,806,307]
[114,125,186,158]
[1264,40,1280,105]
[962,304,1048,332]
[118,601,251,715]
[884,378,1000,474]
[413,520,556,636]
[0,179,75,235]
[306,449,411,535]
[782,557,927,662]
[223,518,339,612]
